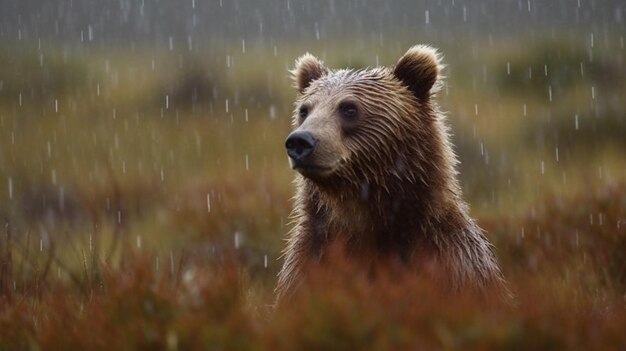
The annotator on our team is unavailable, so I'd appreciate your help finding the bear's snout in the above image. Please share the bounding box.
[285,131,318,163]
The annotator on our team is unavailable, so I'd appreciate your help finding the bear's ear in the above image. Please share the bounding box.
[290,53,328,94]
[393,45,443,100]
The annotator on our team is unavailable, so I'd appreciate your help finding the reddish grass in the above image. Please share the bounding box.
[1,183,626,350]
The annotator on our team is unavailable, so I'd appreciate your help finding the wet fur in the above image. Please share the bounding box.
[276,46,507,303]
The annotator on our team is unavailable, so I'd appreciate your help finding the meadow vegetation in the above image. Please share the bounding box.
[0,36,625,349]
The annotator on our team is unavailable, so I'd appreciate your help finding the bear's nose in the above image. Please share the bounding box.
[285,131,318,162]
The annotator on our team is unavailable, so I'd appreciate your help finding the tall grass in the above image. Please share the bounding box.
[1,182,625,349]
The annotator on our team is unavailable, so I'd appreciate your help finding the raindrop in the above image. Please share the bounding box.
[591,86,595,100]
[555,147,559,162]
[136,235,142,249]
[463,6,467,22]
[166,95,169,109]
[544,64,548,76]
[18,93,22,106]
[523,104,527,116]
[269,105,276,120]
[540,161,545,175]
[225,99,229,113]
[598,213,603,226]
[580,62,584,76]
[474,103,478,116]
[506,62,510,75]
[51,169,57,185]
[118,210,122,224]
[245,154,249,171]
[8,177,13,200]
[425,10,430,24]
[55,99,59,113]
[264,255,268,268]
[590,32,594,48]
[548,85,552,102]
[245,109,249,122]
[575,114,579,130]
[206,193,211,213]
[241,39,246,53]
[234,232,241,248]
[170,251,175,277]
[161,168,164,181]
[59,186,65,211]
[169,36,174,51]
[527,0,531,12]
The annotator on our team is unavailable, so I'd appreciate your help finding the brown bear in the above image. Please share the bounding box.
[276,45,507,302]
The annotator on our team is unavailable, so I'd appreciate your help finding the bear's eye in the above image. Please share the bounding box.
[339,102,358,120]
[298,106,309,120]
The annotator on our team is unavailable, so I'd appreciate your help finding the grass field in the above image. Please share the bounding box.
[1,36,625,349]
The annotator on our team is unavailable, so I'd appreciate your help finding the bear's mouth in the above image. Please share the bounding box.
[291,163,333,177]
[289,158,346,179]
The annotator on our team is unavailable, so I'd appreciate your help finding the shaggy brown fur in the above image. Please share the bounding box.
[276,45,507,303]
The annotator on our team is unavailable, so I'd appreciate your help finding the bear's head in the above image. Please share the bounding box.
[285,45,446,193]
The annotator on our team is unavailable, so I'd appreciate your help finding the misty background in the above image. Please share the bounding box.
[1,1,624,46]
